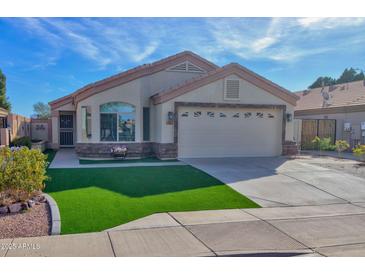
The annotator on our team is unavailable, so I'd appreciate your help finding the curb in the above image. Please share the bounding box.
[44,193,61,235]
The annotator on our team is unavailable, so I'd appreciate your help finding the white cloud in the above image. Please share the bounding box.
[14,18,160,69]
[252,37,277,53]
[8,17,365,69]
[206,17,365,62]
[297,17,365,29]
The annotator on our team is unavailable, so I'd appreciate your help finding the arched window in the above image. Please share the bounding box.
[100,102,135,142]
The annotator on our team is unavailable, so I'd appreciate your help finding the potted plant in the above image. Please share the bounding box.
[111,145,128,159]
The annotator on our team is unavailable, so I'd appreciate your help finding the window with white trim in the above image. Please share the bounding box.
[224,79,240,100]
[100,102,135,142]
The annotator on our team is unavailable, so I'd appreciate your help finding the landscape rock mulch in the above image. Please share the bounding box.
[0,202,51,239]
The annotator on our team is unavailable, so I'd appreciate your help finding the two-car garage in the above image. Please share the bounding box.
[177,106,283,158]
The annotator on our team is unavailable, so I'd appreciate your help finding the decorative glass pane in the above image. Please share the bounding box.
[256,112,264,118]
[100,102,135,113]
[207,111,214,117]
[268,113,275,118]
[232,113,240,118]
[193,111,201,117]
[118,113,135,141]
[244,112,252,118]
[181,112,189,117]
[100,113,117,141]
[219,113,226,118]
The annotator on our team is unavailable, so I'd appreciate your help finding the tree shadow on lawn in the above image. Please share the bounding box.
[45,165,238,198]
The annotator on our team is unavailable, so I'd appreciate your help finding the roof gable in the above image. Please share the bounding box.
[151,63,299,106]
[49,51,218,109]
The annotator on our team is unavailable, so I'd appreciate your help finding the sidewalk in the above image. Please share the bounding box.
[3,204,365,256]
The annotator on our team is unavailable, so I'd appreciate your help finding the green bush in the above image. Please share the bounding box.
[353,145,365,161]
[335,140,350,158]
[10,136,32,149]
[319,137,336,151]
[305,136,335,151]
[0,147,49,205]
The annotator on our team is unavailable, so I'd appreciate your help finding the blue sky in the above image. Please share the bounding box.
[1,17,365,116]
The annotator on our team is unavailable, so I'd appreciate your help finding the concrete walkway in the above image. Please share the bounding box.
[182,156,365,207]
[49,149,186,169]
[3,204,365,256]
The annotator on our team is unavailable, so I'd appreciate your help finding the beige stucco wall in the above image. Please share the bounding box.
[157,74,295,144]
[142,70,206,101]
[51,68,206,146]
[76,79,142,143]
[295,111,365,141]
[51,69,295,149]
[31,121,50,142]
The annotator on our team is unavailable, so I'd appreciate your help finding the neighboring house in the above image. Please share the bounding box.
[7,113,31,141]
[294,80,365,148]
[49,51,299,159]
[0,109,31,146]
[0,107,9,146]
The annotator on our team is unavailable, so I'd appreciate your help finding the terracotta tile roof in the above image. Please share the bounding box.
[295,80,365,111]
[49,51,218,109]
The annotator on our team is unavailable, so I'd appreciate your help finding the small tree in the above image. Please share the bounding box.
[353,145,365,162]
[33,102,50,119]
[0,69,11,111]
[335,140,350,158]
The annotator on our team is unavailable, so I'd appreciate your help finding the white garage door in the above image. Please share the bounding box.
[178,106,282,158]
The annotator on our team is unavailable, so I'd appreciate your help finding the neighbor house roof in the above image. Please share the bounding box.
[49,51,218,109]
[0,107,8,117]
[151,63,299,106]
[295,80,365,115]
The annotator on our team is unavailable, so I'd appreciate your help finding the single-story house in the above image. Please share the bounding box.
[294,80,365,148]
[0,107,9,146]
[0,109,31,147]
[49,51,299,159]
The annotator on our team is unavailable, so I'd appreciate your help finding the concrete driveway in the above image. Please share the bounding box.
[181,156,365,207]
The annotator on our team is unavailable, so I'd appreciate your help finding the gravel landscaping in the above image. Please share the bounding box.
[0,202,51,239]
[297,155,365,179]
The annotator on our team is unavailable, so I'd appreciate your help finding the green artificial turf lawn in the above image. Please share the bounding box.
[44,149,56,168]
[79,157,178,165]
[45,166,259,234]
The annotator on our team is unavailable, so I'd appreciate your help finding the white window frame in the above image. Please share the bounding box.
[100,103,136,143]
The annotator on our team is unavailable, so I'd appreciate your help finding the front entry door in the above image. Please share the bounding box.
[59,114,74,146]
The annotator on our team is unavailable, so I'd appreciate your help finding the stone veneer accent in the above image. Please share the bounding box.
[75,142,177,159]
[152,143,177,159]
[282,140,299,156]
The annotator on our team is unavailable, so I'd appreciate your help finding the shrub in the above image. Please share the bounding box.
[10,136,32,149]
[310,136,336,152]
[335,140,350,158]
[353,145,365,161]
[319,137,336,151]
[0,147,48,205]
[311,136,321,151]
